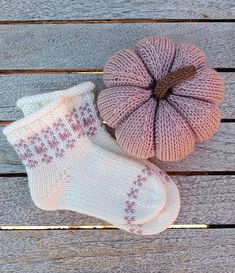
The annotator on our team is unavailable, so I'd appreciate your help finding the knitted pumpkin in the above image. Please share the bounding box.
[97,36,224,161]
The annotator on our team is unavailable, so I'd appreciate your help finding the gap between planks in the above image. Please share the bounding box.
[0,18,235,25]
[1,171,235,177]
[0,224,209,230]
[0,68,234,74]
[0,69,103,75]
[1,224,234,231]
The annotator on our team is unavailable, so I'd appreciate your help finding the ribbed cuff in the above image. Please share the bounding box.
[17,81,95,116]
[4,83,101,147]
[3,95,74,145]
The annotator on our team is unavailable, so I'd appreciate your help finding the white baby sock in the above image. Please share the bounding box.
[16,82,180,235]
[3,83,167,233]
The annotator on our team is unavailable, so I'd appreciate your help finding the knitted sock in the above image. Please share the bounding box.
[3,83,167,232]
[16,82,180,235]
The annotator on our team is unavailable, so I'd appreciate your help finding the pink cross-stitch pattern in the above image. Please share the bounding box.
[13,102,98,169]
[123,165,155,234]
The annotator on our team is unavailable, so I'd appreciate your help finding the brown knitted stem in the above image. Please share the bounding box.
[154,65,197,99]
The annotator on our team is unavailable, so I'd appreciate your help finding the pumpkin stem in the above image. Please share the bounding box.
[154,65,197,100]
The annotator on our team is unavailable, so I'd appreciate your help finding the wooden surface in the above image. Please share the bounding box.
[0,0,234,20]
[1,123,234,173]
[1,229,234,273]
[0,176,234,225]
[0,72,234,120]
[0,1,234,272]
[0,23,234,69]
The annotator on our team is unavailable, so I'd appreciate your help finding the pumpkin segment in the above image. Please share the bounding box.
[171,44,206,71]
[135,36,175,80]
[167,95,221,143]
[97,86,152,128]
[154,100,195,161]
[171,67,224,104]
[103,49,152,88]
[115,99,156,159]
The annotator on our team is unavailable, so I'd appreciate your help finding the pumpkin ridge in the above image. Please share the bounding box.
[116,98,157,158]
[114,95,153,130]
[167,94,221,142]
[135,36,176,82]
[166,46,176,75]
[134,47,155,81]
[165,97,198,141]
[153,99,195,161]
[152,98,159,155]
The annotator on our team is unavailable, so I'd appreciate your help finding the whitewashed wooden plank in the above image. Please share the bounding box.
[0,74,104,120]
[1,123,234,173]
[0,229,234,273]
[0,0,234,20]
[0,72,233,120]
[0,176,234,225]
[0,23,234,69]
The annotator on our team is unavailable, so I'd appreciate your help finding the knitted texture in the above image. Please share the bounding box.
[97,36,224,161]
[16,83,180,235]
[3,83,170,233]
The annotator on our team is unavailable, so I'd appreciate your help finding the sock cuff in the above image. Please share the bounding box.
[3,95,74,144]
[17,81,95,116]
[15,81,105,138]
[3,94,101,169]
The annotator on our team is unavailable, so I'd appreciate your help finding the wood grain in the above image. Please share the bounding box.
[0,176,234,225]
[1,123,234,173]
[0,72,233,120]
[0,74,104,120]
[0,2,234,272]
[0,23,234,69]
[1,229,234,273]
[0,0,234,20]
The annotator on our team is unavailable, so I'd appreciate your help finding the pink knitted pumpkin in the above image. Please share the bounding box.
[97,36,224,161]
